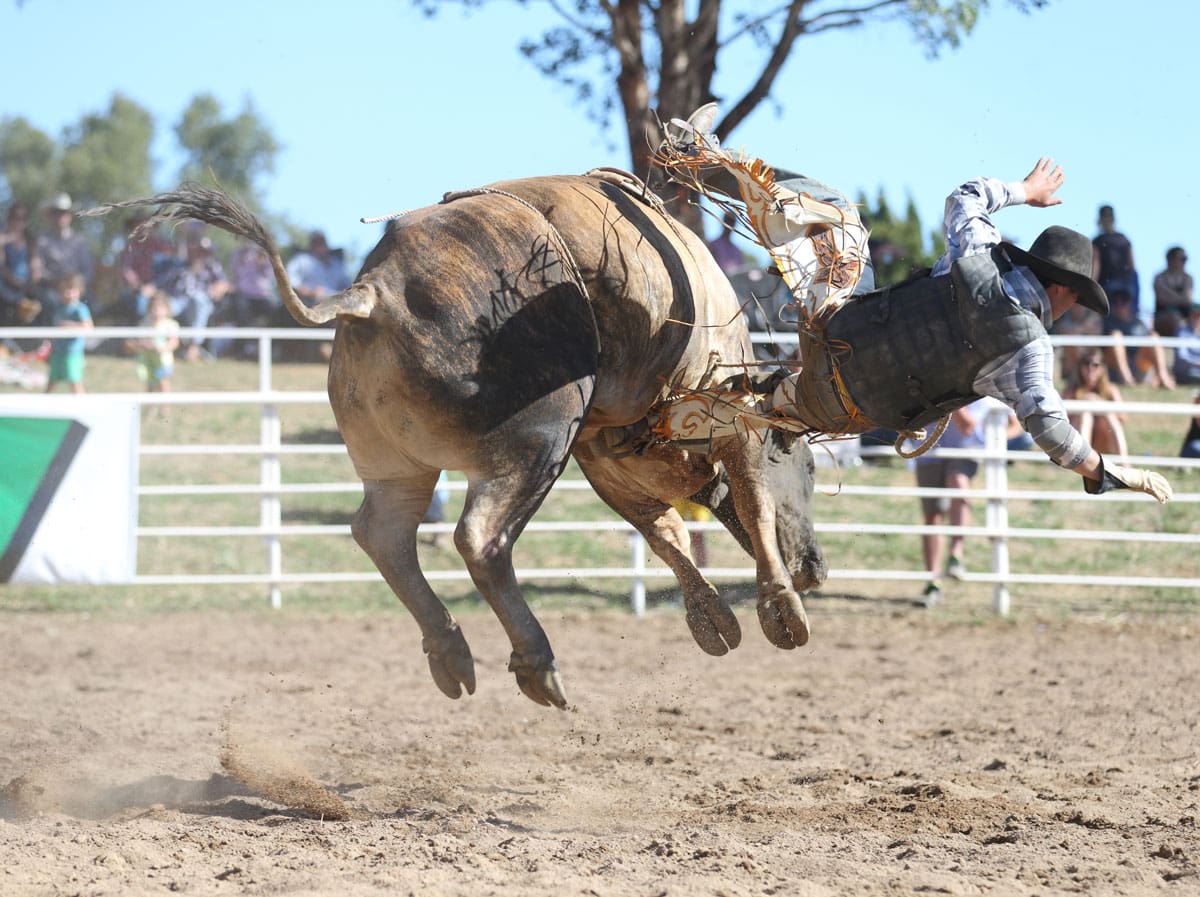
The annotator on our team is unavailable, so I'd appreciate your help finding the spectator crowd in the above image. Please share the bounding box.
[0,193,352,385]
[1048,203,1199,391]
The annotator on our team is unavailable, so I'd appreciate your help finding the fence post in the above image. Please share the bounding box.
[983,407,1011,615]
[259,333,282,608]
[630,532,646,616]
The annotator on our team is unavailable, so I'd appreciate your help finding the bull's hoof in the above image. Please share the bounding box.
[684,586,742,656]
[422,625,476,700]
[757,590,810,650]
[508,653,568,709]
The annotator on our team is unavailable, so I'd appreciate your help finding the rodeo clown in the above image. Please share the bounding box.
[654,104,1172,504]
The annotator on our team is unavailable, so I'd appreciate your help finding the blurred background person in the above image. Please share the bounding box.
[135,290,180,403]
[1102,288,1175,389]
[1,203,34,303]
[285,230,348,361]
[43,272,92,394]
[35,193,94,311]
[706,209,747,274]
[286,230,349,306]
[913,397,1014,608]
[1172,302,1200,385]
[1092,204,1141,323]
[1152,245,1192,337]
[159,235,229,361]
[1052,299,1102,381]
[0,202,43,339]
[1064,347,1128,458]
[118,210,175,323]
[229,241,278,326]
[420,471,452,547]
[1180,392,1200,459]
[226,240,279,358]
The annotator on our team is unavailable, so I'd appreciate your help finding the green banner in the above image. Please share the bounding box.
[0,417,88,581]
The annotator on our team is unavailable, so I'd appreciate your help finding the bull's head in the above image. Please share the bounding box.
[691,429,828,592]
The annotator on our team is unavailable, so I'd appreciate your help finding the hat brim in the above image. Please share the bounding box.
[1000,241,1109,316]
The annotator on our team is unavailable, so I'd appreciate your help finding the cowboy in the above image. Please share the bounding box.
[661,109,1171,503]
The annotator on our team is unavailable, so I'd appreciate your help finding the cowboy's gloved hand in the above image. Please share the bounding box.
[1084,455,1173,503]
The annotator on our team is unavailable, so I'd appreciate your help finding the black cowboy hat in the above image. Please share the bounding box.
[1000,225,1109,316]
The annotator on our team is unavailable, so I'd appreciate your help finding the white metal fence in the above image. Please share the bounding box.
[3,325,1198,613]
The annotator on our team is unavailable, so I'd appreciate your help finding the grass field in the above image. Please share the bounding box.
[3,347,1197,618]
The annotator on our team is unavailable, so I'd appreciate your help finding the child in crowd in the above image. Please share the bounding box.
[44,272,92,393]
[1064,347,1128,458]
[136,290,180,400]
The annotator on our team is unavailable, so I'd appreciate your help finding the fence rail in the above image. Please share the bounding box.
[3,326,1197,613]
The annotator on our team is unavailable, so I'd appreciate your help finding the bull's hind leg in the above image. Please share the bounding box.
[352,475,477,700]
[453,384,596,711]
[454,456,573,709]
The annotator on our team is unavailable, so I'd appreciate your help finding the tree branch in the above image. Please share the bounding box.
[717,0,910,136]
[717,0,808,137]
[546,0,611,41]
[717,2,801,47]
[799,0,906,32]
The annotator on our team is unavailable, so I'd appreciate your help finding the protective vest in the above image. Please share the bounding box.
[816,247,1046,431]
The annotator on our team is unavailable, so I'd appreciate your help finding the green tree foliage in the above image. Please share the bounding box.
[174,94,279,206]
[59,94,156,258]
[0,92,282,275]
[856,189,946,286]
[0,116,58,210]
[59,94,154,207]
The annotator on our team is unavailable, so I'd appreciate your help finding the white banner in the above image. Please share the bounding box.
[0,399,139,584]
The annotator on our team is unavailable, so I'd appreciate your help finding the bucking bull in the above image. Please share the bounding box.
[90,170,827,708]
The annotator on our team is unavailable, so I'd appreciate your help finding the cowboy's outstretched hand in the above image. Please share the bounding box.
[1022,157,1065,208]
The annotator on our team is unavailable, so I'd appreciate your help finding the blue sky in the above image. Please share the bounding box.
[1,0,1194,282]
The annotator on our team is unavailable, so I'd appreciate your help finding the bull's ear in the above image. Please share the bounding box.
[766,428,797,461]
[704,478,730,509]
[690,472,730,511]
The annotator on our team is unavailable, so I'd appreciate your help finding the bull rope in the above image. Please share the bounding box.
[360,209,411,224]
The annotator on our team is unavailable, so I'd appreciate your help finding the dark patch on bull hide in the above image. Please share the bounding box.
[595,181,695,332]
[335,201,601,435]
[469,279,598,431]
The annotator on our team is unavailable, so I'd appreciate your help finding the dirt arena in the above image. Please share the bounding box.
[2,600,1197,896]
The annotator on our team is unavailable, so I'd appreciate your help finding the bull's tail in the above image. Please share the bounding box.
[84,184,375,325]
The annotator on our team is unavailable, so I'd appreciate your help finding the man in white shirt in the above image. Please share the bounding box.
[286,231,350,307]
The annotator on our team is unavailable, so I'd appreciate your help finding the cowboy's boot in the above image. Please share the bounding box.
[663,102,719,154]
